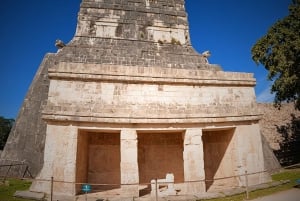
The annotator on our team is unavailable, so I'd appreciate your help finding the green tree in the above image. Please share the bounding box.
[251,0,300,109]
[0,116,14,150]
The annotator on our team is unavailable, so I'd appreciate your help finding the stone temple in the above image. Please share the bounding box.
[1,0,273,199]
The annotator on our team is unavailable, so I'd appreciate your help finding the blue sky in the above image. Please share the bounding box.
[0,0,291,119]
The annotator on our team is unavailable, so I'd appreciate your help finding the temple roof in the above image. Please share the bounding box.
[55,0,221,70]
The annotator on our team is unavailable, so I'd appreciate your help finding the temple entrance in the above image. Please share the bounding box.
[137,132,184,196]
[202,128,237,191]
[75,130,121,194]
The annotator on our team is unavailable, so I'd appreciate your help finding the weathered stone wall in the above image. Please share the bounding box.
[36,55,269,197]
[257,103,300,166]
[0,54,54,176]
[1,1,292,190]
[30,123,268,198]
[87,132,121,190]
[53,0,220,70]
[202,129,237,191]
[138,132,184,184]
[43,62,258,124]
[77,0,189,43]
[0,0,215,177]
[30,124,78,197]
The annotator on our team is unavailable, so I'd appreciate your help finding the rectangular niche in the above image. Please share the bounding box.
[138,132,184,184]
[202,128,237,192]
[76,130,120,194]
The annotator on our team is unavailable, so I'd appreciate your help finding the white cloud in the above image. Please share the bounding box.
[256,85,275,102]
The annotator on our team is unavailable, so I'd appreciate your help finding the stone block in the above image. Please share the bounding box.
[184,129,202,145]
[121,129,137,140]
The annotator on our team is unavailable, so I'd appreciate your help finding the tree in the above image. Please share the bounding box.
[0,116,15,150]
[251,0,300,109]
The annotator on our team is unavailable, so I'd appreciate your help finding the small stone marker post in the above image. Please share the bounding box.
[50,177,53,201]
[82,184,92,201]
[245,171,249,199]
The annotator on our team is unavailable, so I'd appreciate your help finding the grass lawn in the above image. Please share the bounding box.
[201,168,300,201]
[0,179,35,201]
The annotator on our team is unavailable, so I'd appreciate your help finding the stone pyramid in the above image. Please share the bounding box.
[1,0,219,176]
[1,3,278,197]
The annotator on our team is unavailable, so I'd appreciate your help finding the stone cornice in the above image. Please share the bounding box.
[48,62,256,86]
[42,113,260,124]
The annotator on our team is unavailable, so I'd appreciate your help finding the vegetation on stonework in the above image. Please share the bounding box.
[0,179,35,201]
[251,0,300,110]
[0,116,15,150]
[201,168,300,201]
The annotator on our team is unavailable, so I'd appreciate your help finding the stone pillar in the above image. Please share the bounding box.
[235,124,271,186]
[30,124,78,198]
[183,128,205,193]
[120,129,139,197]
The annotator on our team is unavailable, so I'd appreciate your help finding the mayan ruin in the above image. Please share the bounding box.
[3,0,299,200]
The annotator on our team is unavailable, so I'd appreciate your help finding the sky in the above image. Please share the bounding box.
[0,0,291,119]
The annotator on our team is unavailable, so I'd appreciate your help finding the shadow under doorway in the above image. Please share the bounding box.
[75,130,121,194]
[202,128,236,192]
[137,131,184,196]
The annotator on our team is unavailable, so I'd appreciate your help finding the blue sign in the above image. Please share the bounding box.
[81,184,92,193]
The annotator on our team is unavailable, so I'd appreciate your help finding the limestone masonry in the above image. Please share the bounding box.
[257,103,300,166]
[1,0,284,200]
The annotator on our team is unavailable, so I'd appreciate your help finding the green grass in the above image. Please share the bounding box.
[200,169,300,201]
[0,179,35,201]
[272,169,300,181]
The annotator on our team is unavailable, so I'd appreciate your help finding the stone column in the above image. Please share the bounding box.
[120,129,139,197]
[30,124,78,198]
[183,128,205,193]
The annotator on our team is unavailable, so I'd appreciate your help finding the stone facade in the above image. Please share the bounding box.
[0,54,52,175]
[1,0,276,200]
[53,0,220,70]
